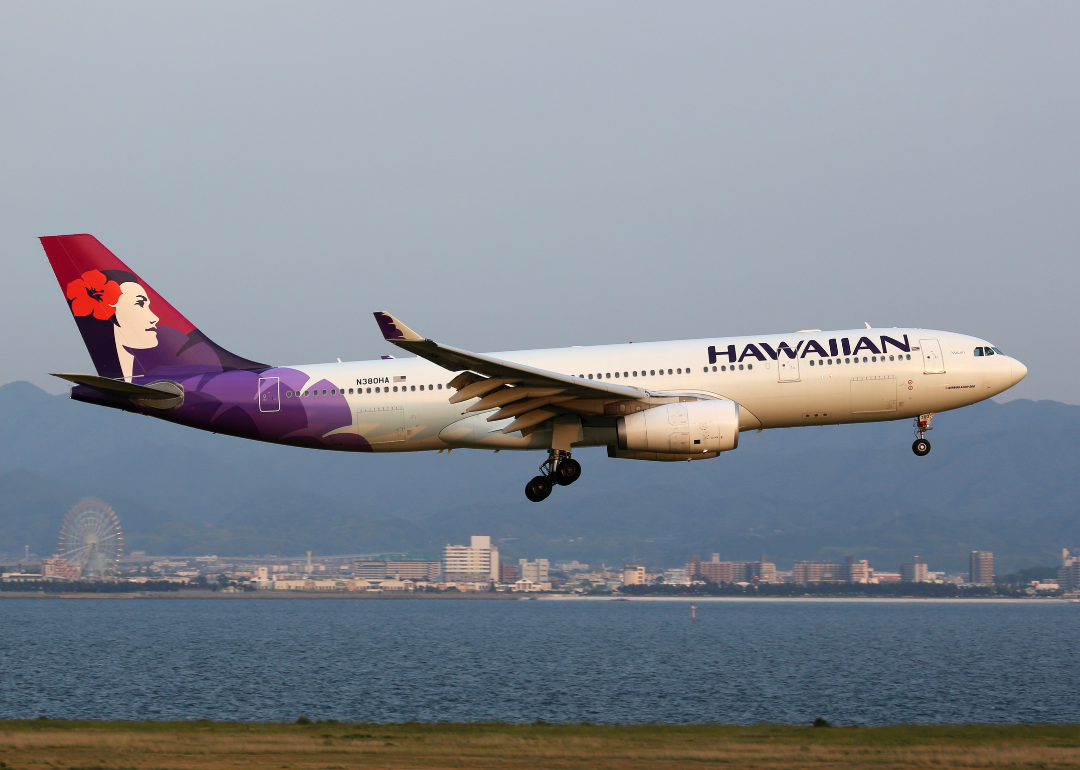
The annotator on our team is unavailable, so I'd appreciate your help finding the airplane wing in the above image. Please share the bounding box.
[373,312,647,434]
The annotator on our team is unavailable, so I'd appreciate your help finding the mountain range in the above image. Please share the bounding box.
[1,380,1077,573]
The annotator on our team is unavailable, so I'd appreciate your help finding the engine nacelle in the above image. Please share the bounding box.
[616,399,739,455]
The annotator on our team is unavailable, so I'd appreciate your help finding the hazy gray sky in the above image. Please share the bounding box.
[2,2,1076,402]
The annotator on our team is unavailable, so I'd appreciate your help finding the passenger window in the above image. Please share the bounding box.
[606,373,610,379]
[721,365,726,371]
[658,369,664,375]
[738,364,744,370]
[667,369,673,375]
[624,372,628,378]
[906,354,911,360]
[285,391,292,397]
[650,370,655,376]
[827,359,832,365]
[748,364,753,370]
[633,371,637,377]
[366,388,371,393]
[588,374,593,379]
[677,368,682,374]
[711,366,717,372]
[419,385,424,391]
[844,358,850,364]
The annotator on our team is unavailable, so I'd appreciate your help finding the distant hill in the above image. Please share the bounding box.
[1,380,1077,573]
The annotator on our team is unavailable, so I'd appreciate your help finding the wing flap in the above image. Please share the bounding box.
[501,408,558,434]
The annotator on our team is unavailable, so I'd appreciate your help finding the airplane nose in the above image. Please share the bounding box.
[1012,359,1028,384]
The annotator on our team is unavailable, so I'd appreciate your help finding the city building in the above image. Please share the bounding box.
[518,559,549,584]
[499,562,519,582]
[443,536,499,582]
[555,561,589,572]
[1058,549,1079,591]
[623,563,646,585]
[969,551,994,585]
[793,556,869,584]
[900,555,929,583]
[687,554,778,584]
[353,560,441,581]
[664,568,690,585]
[41,555,79,580]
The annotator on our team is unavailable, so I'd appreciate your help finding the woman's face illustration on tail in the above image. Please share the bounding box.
[113,282,159,349]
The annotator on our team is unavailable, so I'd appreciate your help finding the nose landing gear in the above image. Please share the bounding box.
[524,449,581,502]
[912,413,934,456]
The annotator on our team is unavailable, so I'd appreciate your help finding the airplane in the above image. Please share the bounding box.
[41,234,1028,502]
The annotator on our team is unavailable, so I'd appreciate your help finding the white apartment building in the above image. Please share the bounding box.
[623,563,646,585]
[518,559,549,584]
[444,536,499,582]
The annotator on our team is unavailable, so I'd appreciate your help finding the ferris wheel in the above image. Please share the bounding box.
[58,498,124,577]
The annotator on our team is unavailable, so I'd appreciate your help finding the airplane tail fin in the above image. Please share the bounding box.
[40,234,266,381]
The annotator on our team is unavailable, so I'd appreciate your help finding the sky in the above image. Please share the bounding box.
[1,1,1076,402]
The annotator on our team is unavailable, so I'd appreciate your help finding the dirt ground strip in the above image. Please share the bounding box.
[2,721,1079,770]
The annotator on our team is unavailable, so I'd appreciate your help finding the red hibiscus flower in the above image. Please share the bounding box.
[66,270,122,320]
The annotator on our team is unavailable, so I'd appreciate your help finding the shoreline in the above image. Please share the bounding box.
[0,591,1071,603]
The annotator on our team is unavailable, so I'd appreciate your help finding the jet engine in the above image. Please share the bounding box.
[615,399,739,458]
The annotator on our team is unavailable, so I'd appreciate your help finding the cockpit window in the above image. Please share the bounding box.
[991,347,1003,355]
[974,347,984,357]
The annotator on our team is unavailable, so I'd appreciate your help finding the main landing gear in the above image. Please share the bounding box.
[525,450,581,502]
[912,413,934,457]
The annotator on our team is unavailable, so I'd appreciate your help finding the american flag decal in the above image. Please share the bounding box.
[394,376,406,382]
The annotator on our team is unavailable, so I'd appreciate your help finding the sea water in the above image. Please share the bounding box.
[0,598,1076,724]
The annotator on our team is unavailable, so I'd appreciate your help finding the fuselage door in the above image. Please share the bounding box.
[920,338,946,374]
[258,377,280,412]
[778,353,800,382]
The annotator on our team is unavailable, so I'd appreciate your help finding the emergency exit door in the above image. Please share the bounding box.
[778,355,800,382]
[920,338,946,374]
[258,377,280,412]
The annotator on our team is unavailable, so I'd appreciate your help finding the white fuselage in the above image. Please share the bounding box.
[282,327,1025,453]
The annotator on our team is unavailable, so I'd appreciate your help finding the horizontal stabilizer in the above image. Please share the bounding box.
[50,373,183,401]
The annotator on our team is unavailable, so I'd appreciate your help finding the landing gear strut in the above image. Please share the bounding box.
[524,449,581,502]
[912,413,934,457]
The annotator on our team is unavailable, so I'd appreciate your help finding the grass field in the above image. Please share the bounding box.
[2,720,1079,769]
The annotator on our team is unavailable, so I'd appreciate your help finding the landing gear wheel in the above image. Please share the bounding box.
[553,458,582,486]
[912,438,931,457]
[525,475,553,502]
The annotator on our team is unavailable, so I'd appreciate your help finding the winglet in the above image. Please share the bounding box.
[373,312,424,342]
